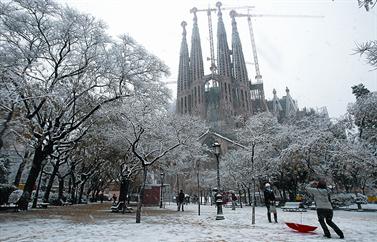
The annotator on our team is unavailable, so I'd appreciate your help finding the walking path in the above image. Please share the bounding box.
[1,202,376,241]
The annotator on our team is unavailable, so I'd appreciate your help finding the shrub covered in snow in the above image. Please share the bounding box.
[331,193,368,208]
[0,184,17,205]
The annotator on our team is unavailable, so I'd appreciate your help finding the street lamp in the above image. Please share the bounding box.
[160,172,165,208]
[213,142,221,189]
[251,141,256,225]
[212,142,224,220]
[196,160,200,216]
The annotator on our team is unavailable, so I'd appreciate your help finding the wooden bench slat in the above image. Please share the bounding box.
[281,202,307,212]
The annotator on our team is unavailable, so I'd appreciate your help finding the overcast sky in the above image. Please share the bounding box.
[63,0,376,118]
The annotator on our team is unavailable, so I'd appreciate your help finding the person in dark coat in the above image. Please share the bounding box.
[231,192,237,210]
[306,179,344,239]
[112,194,117,205]
[264,183,277,223]
[177,190,185,211]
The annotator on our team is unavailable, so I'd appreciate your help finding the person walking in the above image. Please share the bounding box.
[264,183,277,223]
[306,179,344,239]
[177,190,185,211]
[112,194,117,205]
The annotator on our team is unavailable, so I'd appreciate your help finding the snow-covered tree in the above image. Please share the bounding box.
[348,85,377,153]
[0,0,170,209]
[99,95,207,223]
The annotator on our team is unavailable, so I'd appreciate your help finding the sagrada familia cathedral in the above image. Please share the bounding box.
[176,3,300,129]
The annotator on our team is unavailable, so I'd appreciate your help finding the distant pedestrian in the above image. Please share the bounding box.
[264,183,277,223]
[306,179,344,239]
[231,192,237,210]
[112,194,117,205]
[100,192,104,203]
[177,190,185,211]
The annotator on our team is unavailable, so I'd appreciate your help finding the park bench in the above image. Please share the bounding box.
[60,199,70,206]
[224,201,240,208]
[281,202,307,212]
[111,201,133,213]
[0,203,19,212]
[37,202,49,208]
[0,189,22,212]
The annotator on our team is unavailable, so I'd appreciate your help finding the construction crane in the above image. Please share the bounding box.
[190,2,254,76]
[230,10,323,113]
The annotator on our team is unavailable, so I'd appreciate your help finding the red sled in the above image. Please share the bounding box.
[285,222,317,233]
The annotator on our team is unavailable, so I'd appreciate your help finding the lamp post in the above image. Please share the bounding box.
[196,160,200,216]
[212,142,224,220]
[160,172,165,208]
[251,141,256,225]
[213,142,221,189]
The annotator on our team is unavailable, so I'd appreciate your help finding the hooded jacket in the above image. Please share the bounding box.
[305,182,332,209]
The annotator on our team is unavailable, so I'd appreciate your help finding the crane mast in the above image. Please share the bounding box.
[232,10,323,113]
[247,16,262,83]
[191,2,254,76]
[190,6,217,76]
[232,11,323,82]
[207,7,216,75]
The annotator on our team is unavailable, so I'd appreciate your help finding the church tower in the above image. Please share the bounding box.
[176,21,191,115]
[176,3,252,127]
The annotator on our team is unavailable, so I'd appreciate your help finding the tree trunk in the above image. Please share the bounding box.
[119,178,127,203]
[136,167,147,223]
[257,185,262,204]
[238,188,243,208]
[19,144,50,210]
[0,108,13,151]
[119,178,130,214]
[68,177,72,194]
[247,187,251,206]
[32,167,44,208]
[78,180,86,204]
[58,177,64,201]
[70,174,76,203]
[278,190,283,204]
[69,165,76,203]
[43,161,59,202]
[14,158,27,187]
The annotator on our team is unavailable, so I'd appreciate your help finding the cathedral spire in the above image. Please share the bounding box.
[230,10,248,83]
[285,87,298,117]
[272,88,283,115]
[177,21,190,93]
[190,8,204,82]
[216,2,232,77]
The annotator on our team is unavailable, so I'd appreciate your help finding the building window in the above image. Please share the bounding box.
[241,90,245,108]
[194,87,197,106]
[198,86,200,104]
[184,96,187,113]
[181,97,184,114]
[225,83,228,100]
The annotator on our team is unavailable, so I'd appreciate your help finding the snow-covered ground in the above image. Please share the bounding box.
[1,203,377,242]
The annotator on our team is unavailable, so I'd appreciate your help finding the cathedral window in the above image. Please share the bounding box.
[241,90,245,107]
[181,97,184,114]
[225,83,228,100]
[184,96,187,113]
[198,86,200,104]
[194,87,197,106]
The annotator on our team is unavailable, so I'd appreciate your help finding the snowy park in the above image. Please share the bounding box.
[1,1,376,242]
[1,203,377,242]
